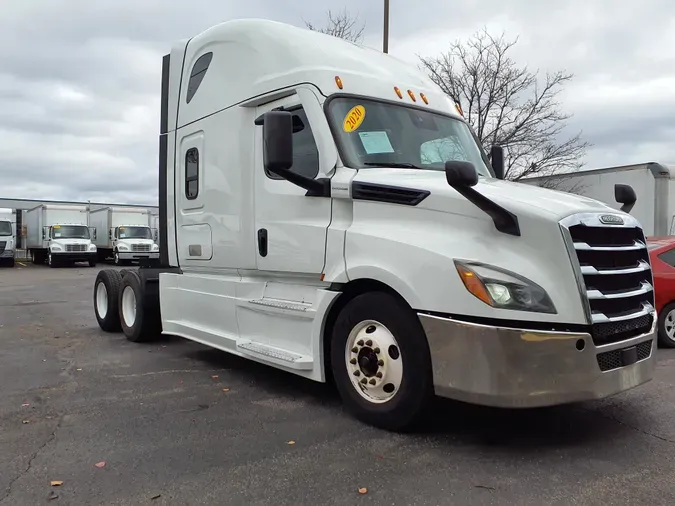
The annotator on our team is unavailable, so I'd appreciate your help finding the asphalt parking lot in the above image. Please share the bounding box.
[2,265,675,505]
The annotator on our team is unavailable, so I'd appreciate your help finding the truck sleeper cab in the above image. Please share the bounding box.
[92,19,657,431]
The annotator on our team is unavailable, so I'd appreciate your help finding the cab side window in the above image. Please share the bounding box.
[266,107,319,180]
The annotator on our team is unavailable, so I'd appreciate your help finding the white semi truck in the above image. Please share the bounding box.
[89,206,159,265]
[26,204,97,267]
[523,162,675,236]
[92,19,657,431]
[0,208,15,267]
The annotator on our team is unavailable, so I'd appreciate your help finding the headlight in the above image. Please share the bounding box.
[151,244,159,251]
[50,244,62,251]
[118,244,129,251]
[89,244,97,251]
[454,260,556,314]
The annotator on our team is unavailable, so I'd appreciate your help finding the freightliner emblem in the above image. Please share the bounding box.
[599,214,624,225]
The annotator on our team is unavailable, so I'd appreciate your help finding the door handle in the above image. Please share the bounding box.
[257,228,268,257]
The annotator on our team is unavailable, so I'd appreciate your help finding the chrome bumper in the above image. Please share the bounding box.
[419,313,656,408]
[0,249,14,258]
[118,251,159,260]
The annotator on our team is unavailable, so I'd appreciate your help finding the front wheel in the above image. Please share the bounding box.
[658,302,675,348]
[330,291,434,432]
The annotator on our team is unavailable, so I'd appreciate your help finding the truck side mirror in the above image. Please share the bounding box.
[254,109,330,197]
[445,161,478,188]
[615,183,637,214]
[490,145,504,180]
[42,226,48,239]
[260,110,293,175]
[109,229,113,240]
[92,229,97,240]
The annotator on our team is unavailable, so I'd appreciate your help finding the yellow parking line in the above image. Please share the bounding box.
[17,262,26,267]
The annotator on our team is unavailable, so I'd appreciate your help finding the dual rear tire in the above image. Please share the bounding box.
[93,269,160,342]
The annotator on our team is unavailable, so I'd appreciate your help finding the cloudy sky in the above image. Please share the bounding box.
[1,0,673,206]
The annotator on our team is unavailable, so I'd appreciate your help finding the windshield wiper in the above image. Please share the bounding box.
[363,162,425,169]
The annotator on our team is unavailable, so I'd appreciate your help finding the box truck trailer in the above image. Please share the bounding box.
[522,162,675,236]
[89,206,159,265]
[0,208,15,267]
[26,204,97,267]
[91,19,657,431]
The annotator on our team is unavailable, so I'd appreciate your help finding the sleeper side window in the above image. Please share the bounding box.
[185,148,199,200]
[186,52,213,104]
[266,107,320,180]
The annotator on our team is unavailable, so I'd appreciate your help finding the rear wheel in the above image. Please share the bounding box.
[658,302,675,348]
[118,271,160,343]
[94,270,123,332]
[330,291,434,432]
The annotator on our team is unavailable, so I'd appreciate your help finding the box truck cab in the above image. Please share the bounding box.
[0,211,15,267]
[89,206,159,265]
[92,19,657,431]
[27,204,97,268]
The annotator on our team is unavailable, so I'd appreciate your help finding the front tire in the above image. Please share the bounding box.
[658,302,675,348]
[330,291,434,432]
[118,271,160,343]
[94,270,123,332]
[48,252,56,268]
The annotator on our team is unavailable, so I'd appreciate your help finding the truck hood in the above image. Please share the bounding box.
[353,169,619,221]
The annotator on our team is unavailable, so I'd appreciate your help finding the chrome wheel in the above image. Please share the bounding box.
[665,309,675,341]
[121,285,137,328]
[345,320,403,404]
[96,282,108,319]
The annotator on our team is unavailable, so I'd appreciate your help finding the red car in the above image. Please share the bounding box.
[647,236,675,348]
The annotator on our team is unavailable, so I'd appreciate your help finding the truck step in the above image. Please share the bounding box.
[244,298,315,319]
[236,341,313,370]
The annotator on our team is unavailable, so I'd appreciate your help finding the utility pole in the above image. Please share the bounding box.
[383,0,390,53]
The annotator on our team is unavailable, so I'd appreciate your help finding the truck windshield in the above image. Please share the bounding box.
[0,221,11,236]
[52,225,90,239]
[118,226,152,239]
[326,97,494,177]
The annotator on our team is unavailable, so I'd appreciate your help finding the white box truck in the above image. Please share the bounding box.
[26,204,97,267]
[0,208,15,267]
[92,19,657,431]
[89,206,159,265]
[522,162,675,236]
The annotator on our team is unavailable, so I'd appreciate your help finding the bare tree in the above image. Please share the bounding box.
[533,176,588,196]
[304,8,365,44]
[419,28,590,181]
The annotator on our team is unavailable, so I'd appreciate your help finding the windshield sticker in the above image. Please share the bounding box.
[343,105,366,132]
[358,131,395,154]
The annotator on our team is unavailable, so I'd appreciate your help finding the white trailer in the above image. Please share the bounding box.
[92,19,658,431]
[522,163,675,236]
[89,206,159,265]
[0,208,15,267]
[26,204,97,268]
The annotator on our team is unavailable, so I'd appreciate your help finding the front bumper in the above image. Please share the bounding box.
[419,313,656,408]
[0,249,14,258]
[118,251,159,260]
[52,252,97,262]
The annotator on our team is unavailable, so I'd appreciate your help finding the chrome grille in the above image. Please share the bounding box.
[561,213,655,346]
[132,244,151,252]
[65,244,87,252]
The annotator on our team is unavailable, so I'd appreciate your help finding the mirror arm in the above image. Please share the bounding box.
[450,184,521,236]
[266,167,331,197]
[620,202,635,214]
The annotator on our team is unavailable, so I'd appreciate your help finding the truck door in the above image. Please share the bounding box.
[253,90,334,275]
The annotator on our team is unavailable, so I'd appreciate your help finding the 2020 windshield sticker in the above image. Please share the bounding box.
[343,105,366,132]
[358,131,395,154]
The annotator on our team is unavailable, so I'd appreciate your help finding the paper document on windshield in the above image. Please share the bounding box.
[358,131,394,154]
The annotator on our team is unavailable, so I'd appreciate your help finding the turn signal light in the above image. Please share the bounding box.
[407,90,416,102]
[394,86,403,99]
[335,76,343,89]
[420,93,429,104]
[455,264,492,306]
